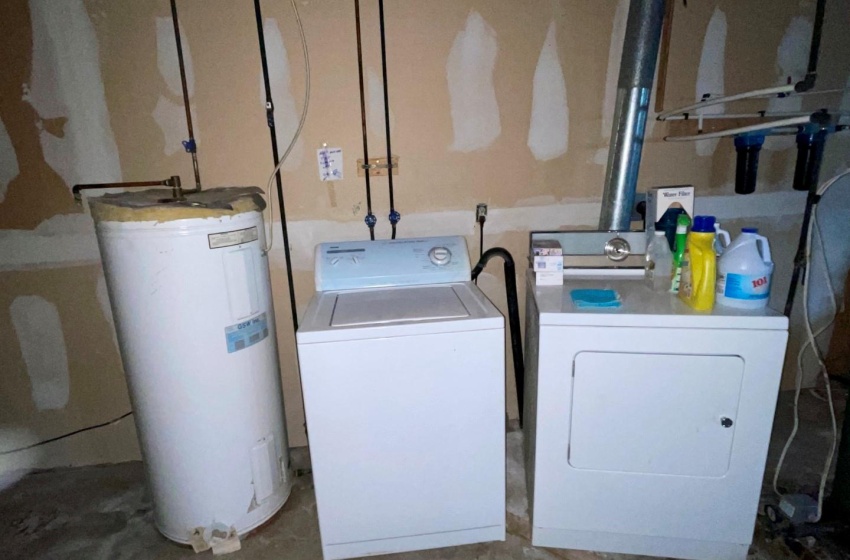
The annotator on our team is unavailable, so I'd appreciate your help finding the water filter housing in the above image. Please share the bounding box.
[717,228,774,309]
[90,188,291,545]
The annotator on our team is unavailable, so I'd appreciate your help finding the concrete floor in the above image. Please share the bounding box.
[1,389,847,560]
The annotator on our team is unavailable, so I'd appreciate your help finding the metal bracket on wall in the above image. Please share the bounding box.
[357,156,399,177]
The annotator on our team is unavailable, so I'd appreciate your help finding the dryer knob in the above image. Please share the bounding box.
[429,247,452,266]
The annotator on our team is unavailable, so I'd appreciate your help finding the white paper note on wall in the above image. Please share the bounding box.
[317,146,343,181]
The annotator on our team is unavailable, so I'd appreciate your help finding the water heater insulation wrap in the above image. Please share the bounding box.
[91,187,290,544]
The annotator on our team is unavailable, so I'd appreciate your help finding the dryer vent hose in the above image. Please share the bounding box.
[471,248,525,427]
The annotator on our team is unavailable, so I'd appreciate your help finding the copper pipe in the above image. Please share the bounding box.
[73,176,182,203]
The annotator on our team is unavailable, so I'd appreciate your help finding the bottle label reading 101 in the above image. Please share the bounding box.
[717,273,770,300]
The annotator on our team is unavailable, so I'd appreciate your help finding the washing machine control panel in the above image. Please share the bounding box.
[315,236,471,291]
[428,246,452,266]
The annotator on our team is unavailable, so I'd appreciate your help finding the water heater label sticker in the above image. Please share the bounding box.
[225,312,269,353]
[209,227,258,249]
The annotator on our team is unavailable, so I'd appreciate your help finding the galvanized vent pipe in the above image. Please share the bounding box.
[598,0,665,231]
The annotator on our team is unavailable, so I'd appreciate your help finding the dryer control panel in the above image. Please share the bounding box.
[314,236,471,291]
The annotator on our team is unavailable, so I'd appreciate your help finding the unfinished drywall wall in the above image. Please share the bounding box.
[527,21,569,161]
[1,0,849,469]
[694,7,726,157]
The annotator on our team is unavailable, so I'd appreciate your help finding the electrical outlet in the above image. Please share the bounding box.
[476,203,488,221]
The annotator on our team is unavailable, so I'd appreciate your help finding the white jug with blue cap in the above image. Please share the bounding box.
[716,228,774,309]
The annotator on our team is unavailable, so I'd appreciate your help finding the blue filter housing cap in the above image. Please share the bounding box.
[691,215,716,233]
[742,227,758,233]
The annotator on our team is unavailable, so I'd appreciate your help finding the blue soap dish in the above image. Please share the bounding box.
[570,289,622,309]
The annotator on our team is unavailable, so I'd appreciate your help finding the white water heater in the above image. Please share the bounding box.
[91,188,291,547]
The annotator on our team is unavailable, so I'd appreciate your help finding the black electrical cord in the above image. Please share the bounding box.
[0,412,134,456]
[253,0,299,334]
[785,128,827,318]
[471,248,525,427]
[475,215,485,284]
[377,0,400,239]
[169,0,201,192]
[479,217,485,260]
[354,0,376,240]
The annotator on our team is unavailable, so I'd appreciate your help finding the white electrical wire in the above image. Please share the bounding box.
[263,0,311,253]
[658,86,849,121]
[656,85,796,121]
[772,168,850,522]
[658,82,850,142]
[662,116,811,142]
[661,111,838,121]
[663,111,850,122]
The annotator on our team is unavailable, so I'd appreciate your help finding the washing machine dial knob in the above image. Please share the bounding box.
[429,247,452,266]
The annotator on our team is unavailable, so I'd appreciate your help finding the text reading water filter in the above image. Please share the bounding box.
[298,236,506,560]
[91,188,291,547]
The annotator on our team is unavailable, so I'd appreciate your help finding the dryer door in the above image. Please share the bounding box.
[569,351,744,477]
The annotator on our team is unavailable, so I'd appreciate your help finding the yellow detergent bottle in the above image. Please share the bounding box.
[679,215,717,311]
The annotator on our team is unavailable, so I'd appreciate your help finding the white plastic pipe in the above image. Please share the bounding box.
[657,84,796,121]
[663,116,811,142]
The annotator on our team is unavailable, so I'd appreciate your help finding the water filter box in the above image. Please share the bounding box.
[646,185,694,229]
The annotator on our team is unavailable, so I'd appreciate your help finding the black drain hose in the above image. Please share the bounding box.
[471,248,525,427]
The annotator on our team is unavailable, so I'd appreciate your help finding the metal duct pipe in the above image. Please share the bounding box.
[599,0,665,231]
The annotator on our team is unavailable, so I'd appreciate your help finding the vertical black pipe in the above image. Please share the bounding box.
[254,0,299,333]
[502,257,523,426]
[169,0,201,191]
[795,0,826,93]
[354,1,376,240]
[784,130,826,318]
[377,0,400,239]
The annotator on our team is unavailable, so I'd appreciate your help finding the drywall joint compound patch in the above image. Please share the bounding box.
[10,295,70,410]
[528,21,569,161]
[27,0,122,187]
[0,118,18,202]
[764,16,813,151]
[260,18,304,171]
[446,11,501,152]
[694,7,727,157]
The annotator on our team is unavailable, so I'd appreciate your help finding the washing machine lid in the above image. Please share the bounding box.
[331,285,469,327]
[297,282,504,344]
[528,270,789,330]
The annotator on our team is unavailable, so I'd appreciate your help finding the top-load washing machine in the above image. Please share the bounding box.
[523,231,789,560]
[296,236,506,560]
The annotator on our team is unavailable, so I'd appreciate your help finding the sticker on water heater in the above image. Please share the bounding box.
[225,312,269,353]
[209,227,259,249]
